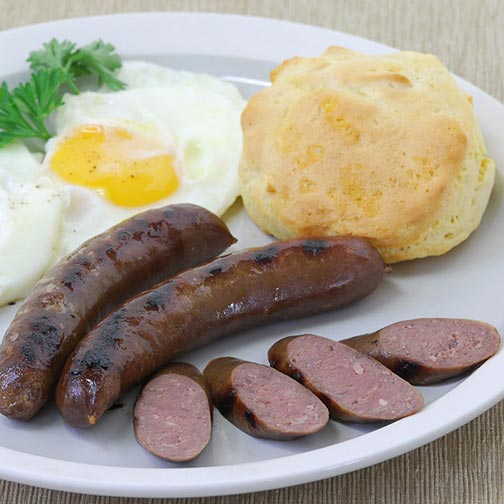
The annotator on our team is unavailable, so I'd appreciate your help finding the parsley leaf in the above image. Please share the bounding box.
[69,40,125,91]
[0,39,126,148]
[27,39,78,92]
[0,70,67,147]
[28,38,125,93]
[27,39,76,71]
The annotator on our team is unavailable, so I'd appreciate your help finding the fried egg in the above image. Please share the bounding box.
[0,62,246,305]
[44,61,246,260]
[0,143,66,304]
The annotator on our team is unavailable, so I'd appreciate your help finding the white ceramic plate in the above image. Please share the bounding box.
[0,12,503,498]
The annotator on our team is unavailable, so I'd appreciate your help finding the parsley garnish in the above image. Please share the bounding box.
[0,39,126,148]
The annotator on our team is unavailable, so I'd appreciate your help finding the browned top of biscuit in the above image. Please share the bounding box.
[239,47,494,262]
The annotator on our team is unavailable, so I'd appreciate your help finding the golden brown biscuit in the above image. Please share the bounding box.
[239,47,495,262]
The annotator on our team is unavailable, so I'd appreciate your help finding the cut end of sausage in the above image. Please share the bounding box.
[134,373,212,462]
[343,318,501,384]
[204,357,329,440]
[232,363,329,437]
[269,335,424,422]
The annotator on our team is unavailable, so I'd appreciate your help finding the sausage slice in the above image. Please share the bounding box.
[268,335,424,422]
[0,203,235,421]
[342,318,501,384]
[203,357,329,439]
[134,363,212,462]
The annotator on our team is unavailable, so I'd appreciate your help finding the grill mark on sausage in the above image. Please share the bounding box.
[394,360,419,381]
[79,313,122,372]
[93,310,127,352]
[244,408,257,428]
[115,230,131,242]
[75,257,95,271]
[252,247,278,264]
[208,265,224,276]
[148,220,163,233]
[80,348,113,372]
[62,260,96,292]
[291,370,304,384]
[217,388,237,415]
[21,317,61,365]
[302,239,328,256]
[105,247,117,261]
[143,292,165,312]
[62,267,85,291]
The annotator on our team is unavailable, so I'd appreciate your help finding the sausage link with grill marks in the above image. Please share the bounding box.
[0,203,235,420]
[56,236,387,428]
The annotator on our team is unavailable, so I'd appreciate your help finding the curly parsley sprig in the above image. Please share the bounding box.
[0,39,126,148]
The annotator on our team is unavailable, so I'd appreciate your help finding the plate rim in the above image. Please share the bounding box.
[0,10,503,498]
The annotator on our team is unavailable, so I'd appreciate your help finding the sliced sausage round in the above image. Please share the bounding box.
[134,362,212,463]
[342,318,501,385]
[203,357,329,440]
[268,334,424,422]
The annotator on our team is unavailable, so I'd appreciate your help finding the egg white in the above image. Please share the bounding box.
[44,61,247,261]
[0,143,66,304]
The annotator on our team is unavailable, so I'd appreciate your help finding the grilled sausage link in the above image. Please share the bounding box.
[342,318,501,384]
[203,357,329,440]
[0,204,235,420]
[56,236,387,428]
[134,362,212,462]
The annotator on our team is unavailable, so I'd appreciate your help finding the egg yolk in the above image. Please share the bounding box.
[50,125,179,206]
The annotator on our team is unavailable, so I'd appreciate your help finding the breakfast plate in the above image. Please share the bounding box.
[1,12,504,498]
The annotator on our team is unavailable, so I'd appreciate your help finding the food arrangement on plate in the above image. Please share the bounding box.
[0,36,500,465]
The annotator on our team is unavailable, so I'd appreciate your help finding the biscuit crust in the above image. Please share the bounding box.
[239,47,495,262]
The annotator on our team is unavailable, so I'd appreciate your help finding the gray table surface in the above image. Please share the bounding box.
[1,0,503,502]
